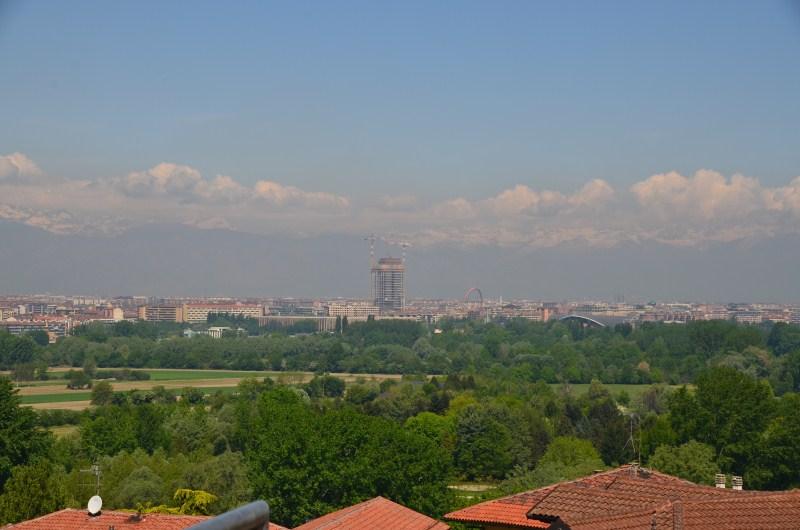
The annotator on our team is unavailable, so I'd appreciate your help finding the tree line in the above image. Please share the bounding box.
[4,318,800,390]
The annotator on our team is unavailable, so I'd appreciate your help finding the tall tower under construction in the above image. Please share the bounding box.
[371,257,405,313]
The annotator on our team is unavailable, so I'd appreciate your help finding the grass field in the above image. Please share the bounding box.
[49,425,79,437]
[21,392,92,404]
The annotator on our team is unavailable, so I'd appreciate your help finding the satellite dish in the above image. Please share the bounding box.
[88,495,103,516]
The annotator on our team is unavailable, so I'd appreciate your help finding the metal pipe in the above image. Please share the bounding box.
[186,501,270,530]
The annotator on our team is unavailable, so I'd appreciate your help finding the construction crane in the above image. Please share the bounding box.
[363,234,377,268]
[399,240,411,263]
[382,235,412,262]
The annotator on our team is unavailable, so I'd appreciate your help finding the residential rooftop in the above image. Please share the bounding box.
[3,508,289,530]
[445,465,800,530]
[292,497,448,530]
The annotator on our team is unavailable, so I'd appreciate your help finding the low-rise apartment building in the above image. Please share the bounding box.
[138,305,184,322]
[182,303,263,323]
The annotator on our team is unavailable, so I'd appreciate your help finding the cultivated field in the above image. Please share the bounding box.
[15,368,404,410]
[13,367,671,410]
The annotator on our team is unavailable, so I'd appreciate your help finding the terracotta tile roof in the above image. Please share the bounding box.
[443,466,673,528]
[526,483,665,522]
[443,485,556,528]
[662,493,800,530]
[292,497,449,530]
[3,509,209,530]
[3,508,290,530]
[569,492,800,530]
[565,508,660,530]
[445,465,800,530]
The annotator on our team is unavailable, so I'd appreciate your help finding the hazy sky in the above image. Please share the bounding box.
[1,1,800,254]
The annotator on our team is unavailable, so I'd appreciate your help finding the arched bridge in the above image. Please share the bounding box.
[558,314,607,328]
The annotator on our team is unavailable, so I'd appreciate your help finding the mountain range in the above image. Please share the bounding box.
[1,220,798,303]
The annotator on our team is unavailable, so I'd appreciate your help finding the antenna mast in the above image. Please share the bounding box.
[623,413,641,475]
[81,463,102,496]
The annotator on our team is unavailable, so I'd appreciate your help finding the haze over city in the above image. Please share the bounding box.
[2,0,800,300]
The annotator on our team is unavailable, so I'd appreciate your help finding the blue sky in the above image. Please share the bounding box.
[2,0,799,200]
[1,0,800,258]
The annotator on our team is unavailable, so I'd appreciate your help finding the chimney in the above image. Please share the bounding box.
[732,476,743,491]
[715,473,726,488]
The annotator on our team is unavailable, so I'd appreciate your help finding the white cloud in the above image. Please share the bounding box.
[429,197,477,220]
[253,180,350,209]
[483,180,614,217]
[765,176,800,215]
[630,170,766,220]
[194,175,250,203]
[107,162,350,210]
[569,179,615,208]
[1,153,799,248]
[114,162,203,198]
[0,152,44,182]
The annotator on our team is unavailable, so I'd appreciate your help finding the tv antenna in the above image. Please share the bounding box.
[81,463,102,496]
[81,463,103,516]
[622,413,641,474]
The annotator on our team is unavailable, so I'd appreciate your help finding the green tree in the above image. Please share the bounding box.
[79,408,137,457]
[172,489,218,515]
[304,374,345,398]
[649,441,719,485]
[405,412,456,452]
[113,466,166,508]
[91,381,114,406]
[66,369,92,389]
[0,378,51,489]
[746,393,800,490]
[0,460,66,524]
[499,436,603,494]
[585,395,630,465]
[11,363,35,382]
[83,355,98,378]
[767,323,800,357]
[245,388,452,527]
[668,367,775,473]
[180,451,252,512]
[181,387,205,405]
[454,404,513,480]
[24,329,50,347]
[165,406,220,455]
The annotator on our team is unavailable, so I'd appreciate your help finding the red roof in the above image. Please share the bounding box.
[292,497,449,530]
[3,509,208,530]
[445,465,800,529]
[4,508,290,530]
